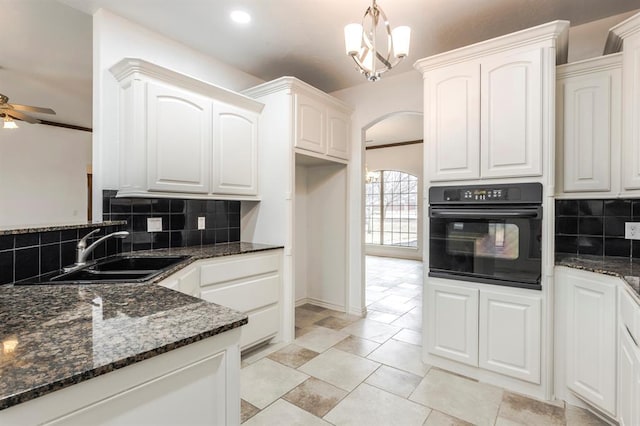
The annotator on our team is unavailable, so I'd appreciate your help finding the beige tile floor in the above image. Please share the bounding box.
[240,256,607,425]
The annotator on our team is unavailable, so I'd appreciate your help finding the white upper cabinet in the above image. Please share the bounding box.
[295,92,326,154]
[556,55,621,195]
[415,20,569,183]
[294,89,351,161]
[326,107,350,159]
[617,21,640,191]
[146,82,211,194]
[110,58,264,200]
[426,62,481,181]
[481,48,543,178]
[212,103,259,195]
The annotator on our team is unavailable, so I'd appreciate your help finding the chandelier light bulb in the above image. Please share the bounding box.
[3,115,18,129]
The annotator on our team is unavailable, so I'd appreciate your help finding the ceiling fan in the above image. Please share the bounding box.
[0,92,56,125]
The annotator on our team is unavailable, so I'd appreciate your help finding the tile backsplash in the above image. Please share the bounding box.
[555,198,640,258]
[102,190,241,252]
[0,223,125,284]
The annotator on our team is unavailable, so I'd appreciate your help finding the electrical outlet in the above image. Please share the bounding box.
[197,216,206,230]
[625,222,640,240]
[147,217,162,232]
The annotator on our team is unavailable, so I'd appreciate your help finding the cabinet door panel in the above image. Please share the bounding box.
[565,272,617,415]
[427,282,478,366]
[295,93,326,154]
[481,48,543,178]
[47,351,226,426]
[618,326,636,426]
[622,34,640,190]
[327,109,350,159]
[212,103,258,195]
[146,82,211,193]
[479,290,541,383]
[426,62,480,181]
[560,71,614,192]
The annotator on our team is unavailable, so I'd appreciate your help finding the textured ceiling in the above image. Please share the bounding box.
[60,0,640,92]
[2,0,640,129]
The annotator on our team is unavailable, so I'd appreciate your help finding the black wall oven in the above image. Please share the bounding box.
[429,183,542,290]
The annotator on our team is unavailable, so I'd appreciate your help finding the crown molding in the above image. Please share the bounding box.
[604,12,640,55]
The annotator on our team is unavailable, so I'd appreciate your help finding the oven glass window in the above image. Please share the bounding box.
[447,222,519,260]
[430,214,541,287]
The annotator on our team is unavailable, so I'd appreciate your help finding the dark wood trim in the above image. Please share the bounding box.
[365,140,423,150]
[39,120,92,133]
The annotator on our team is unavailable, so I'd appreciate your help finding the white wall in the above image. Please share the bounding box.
[0,125,91,226]
[92,9,264,219]
[294,164,308,303]
[331,70,423,315]
[365,142,424,261]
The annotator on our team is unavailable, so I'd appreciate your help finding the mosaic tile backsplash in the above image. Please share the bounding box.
[102,190,241,252]
[555,198,640,258]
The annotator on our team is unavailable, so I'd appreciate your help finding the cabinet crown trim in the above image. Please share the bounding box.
[556,53,623,79]
[109,58,264,113]
[242,76,353,114]
[414,20,569,73]
[604,11,640,54]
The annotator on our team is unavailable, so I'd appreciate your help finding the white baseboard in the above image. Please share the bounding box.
[295,297,346,313]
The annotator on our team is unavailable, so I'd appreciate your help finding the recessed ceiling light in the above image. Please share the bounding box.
[230,10,251,24]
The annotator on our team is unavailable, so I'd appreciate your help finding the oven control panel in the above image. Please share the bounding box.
[461,189,505,201]
[430,183,542,205]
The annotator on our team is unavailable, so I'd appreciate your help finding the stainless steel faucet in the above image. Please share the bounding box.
[63,229,130,272]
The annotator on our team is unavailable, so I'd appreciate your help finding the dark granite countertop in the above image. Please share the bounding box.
[0,221,127,236]
[556,254,640,302]
[0,242,282,411]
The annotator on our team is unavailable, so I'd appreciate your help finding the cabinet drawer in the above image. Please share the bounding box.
[200,275,279,312]
[241,305,279,350]
[200,253,280,285]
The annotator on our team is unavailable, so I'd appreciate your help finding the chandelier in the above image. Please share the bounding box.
[344,0,411,81]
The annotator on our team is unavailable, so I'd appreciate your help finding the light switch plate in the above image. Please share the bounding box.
[625,222,640,240]
[147,217,162,232]
[197,216,206,230]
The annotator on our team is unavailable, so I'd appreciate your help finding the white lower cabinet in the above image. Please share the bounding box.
[1,331,241,426]
[157,250,284,351]
[561,268,617,416]
[157,262,200,297]
[199,251,282,351]
[426,279,541,383]
[618,287,640,426]
[427,282,479,366]
[479,290,541,383]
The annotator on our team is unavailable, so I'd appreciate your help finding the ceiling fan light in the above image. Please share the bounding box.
[3,116,18,129]
[392,26,411,58]
[344,23,363,56]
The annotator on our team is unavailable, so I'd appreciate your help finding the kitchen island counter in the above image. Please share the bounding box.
[0,280,247,411]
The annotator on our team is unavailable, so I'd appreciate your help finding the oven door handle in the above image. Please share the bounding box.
[429,207,541,219]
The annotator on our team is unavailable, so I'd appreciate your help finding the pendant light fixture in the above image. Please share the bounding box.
[2,114,18,129]
[344,0,411,81]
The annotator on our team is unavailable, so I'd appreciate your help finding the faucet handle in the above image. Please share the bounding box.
[78,228,101,248]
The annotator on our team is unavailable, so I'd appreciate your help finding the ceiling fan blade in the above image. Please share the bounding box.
[11,104,56,115]
[6,110,40,124]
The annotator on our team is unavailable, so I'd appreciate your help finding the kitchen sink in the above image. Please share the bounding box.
[16,255,189,285]
[90,256,189,272]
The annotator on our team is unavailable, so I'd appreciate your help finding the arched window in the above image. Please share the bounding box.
[365,170,418,247]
